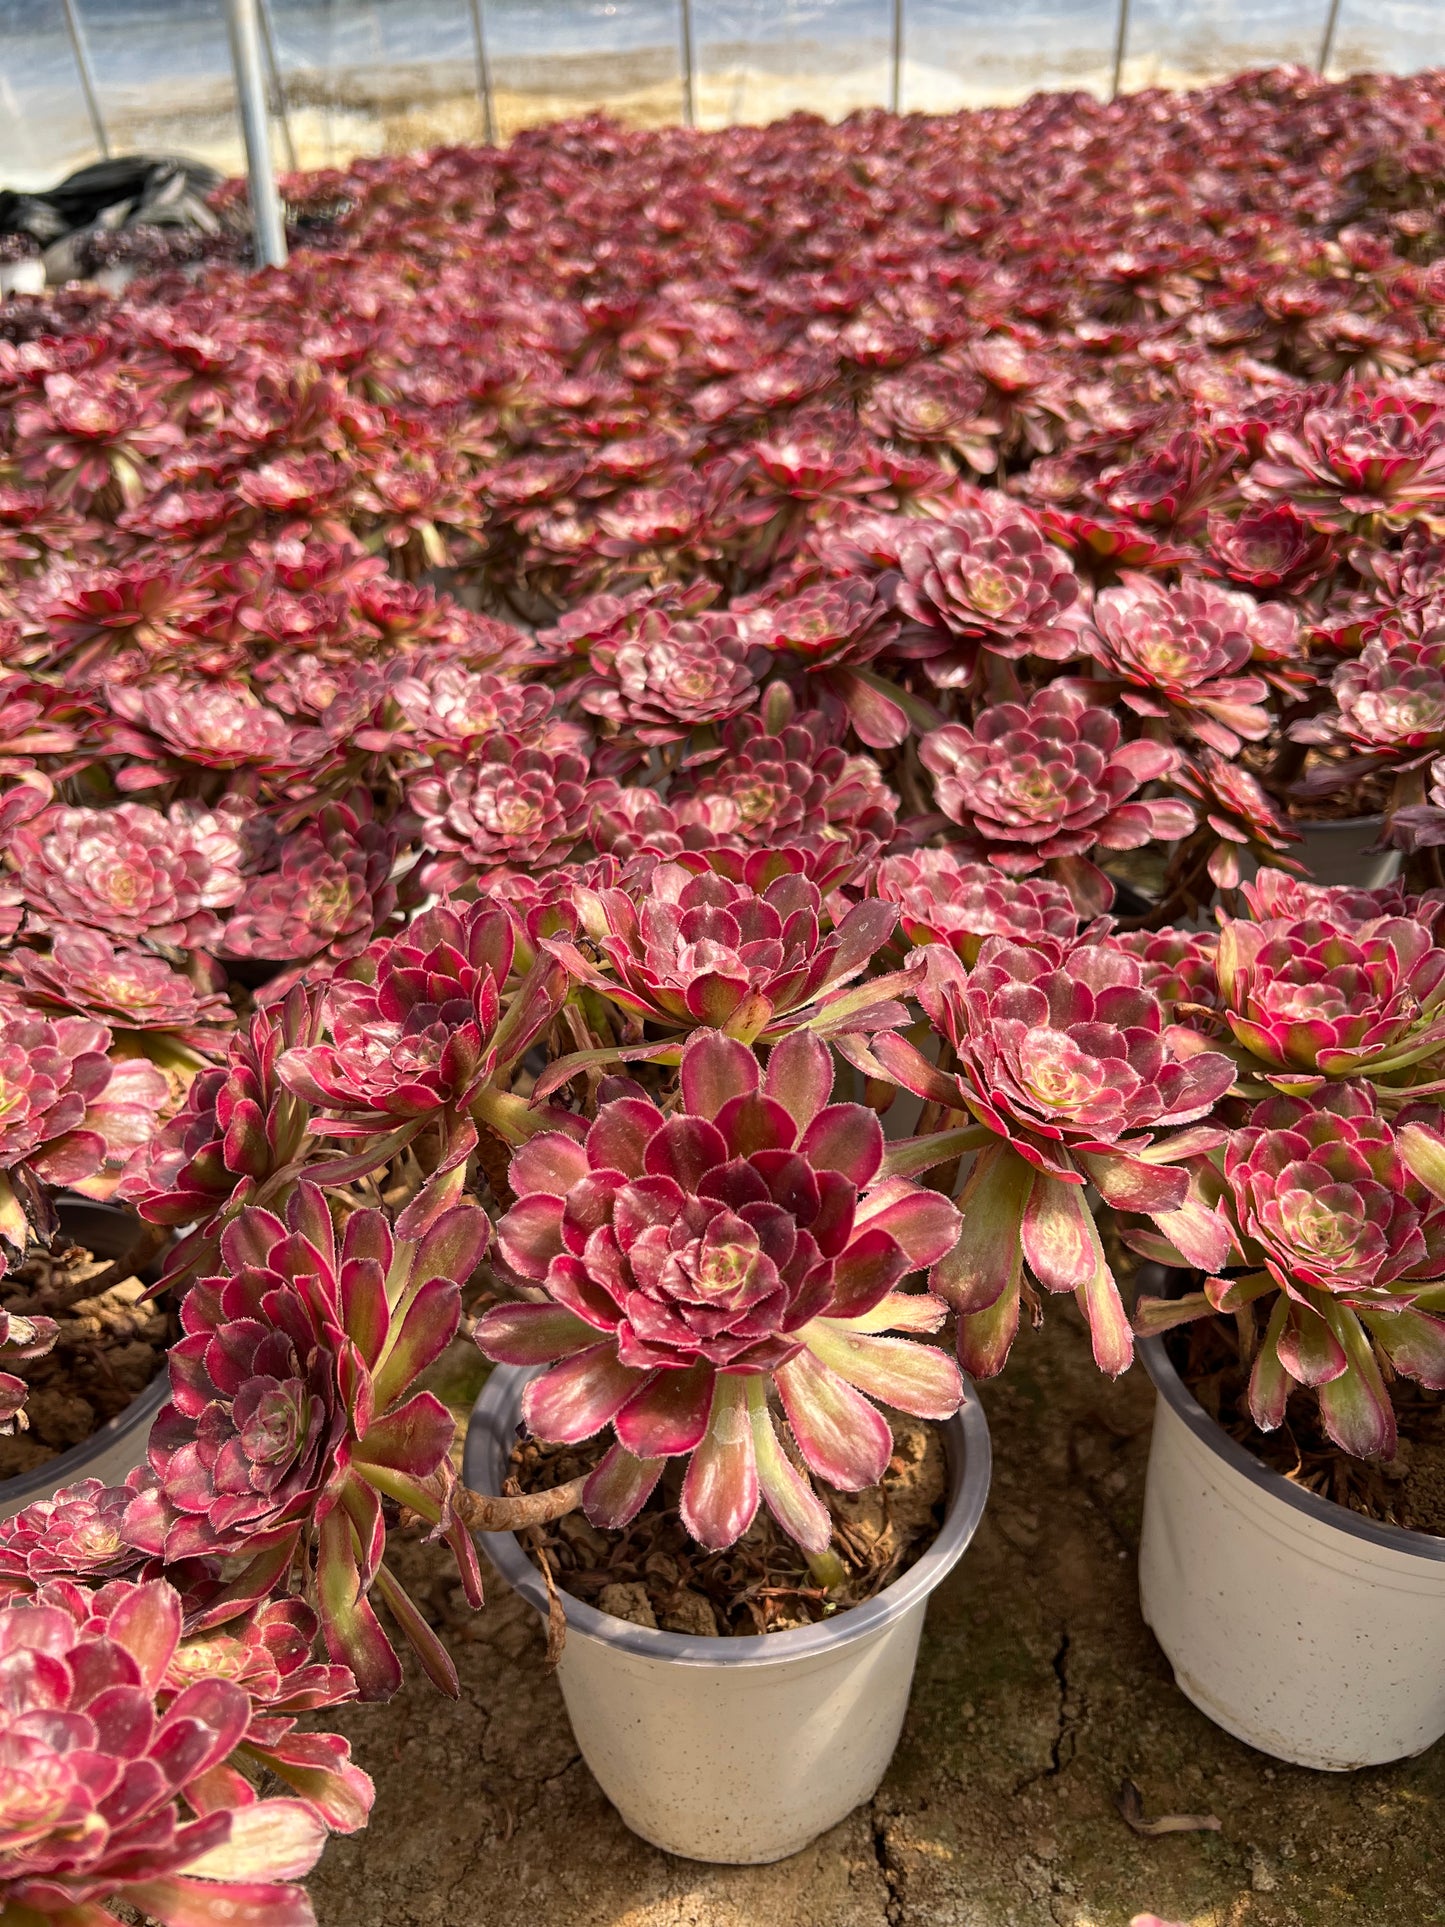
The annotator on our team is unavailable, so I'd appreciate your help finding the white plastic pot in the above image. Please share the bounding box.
[0,1202,168,1523]
[1138,1334,1445,1770]
[465,1364,991,1862]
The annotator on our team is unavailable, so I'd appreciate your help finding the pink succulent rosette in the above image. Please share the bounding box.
[0,1576,338,1927]
[0,1009,165,1259]
[407,732,595,892]
[1291,635,1445,795]
[543,851,901,1043]
[866,940,1235,1378]
[1215,910,1445,1092]
[124,1185,489,1700]
[475,1029,964,1553]
[892,494,1083,685]
[1248,386,1445,531]
[874,849,1085,963]
[574,607,762,745]
[1136,1086,1445,1461]
[12,801,243,948]
[220,798,399,975]
[277,900,567,1196]
[918,683,1195,913]
[6,926,234,1047]
[1079,573,1273,756]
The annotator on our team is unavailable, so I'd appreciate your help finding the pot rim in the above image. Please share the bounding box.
[1139,1334,1445,1562]
[464,1362,992,1668]
[0,1198,169,1515]
[0,1375,167,1514]
[1289,814,1386,832]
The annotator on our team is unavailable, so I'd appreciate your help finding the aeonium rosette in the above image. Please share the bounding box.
[918,682,1195,914]
[541,848,904,1053]
[0,1008,166,1278]
[0,1576,353,1927]
[859,941,1235,1378]
[277,899,568,1223]
[1215,909,1445,1099]
[1135,1086,1445,1462]
[474,1029,965,1555]
[124,1183,489,1700]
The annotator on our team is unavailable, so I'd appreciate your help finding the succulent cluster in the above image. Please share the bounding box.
[4,66,1445,1908]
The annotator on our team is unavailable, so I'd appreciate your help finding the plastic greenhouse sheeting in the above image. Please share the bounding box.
[0,0,1441,194]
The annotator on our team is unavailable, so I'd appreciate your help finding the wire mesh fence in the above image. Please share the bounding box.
[1,0,1440,191]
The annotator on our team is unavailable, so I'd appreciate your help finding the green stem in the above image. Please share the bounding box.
[806,1547,848,1592]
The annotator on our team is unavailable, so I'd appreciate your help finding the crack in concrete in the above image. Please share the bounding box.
[1012,1630,1079,1795]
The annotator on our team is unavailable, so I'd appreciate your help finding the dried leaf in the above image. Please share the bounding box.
[1117,1780,1222,1837]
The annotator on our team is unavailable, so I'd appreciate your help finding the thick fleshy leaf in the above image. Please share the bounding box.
[1399,1121,1445,1206]
[1248,1294,1293,1433]
[615,1361,715,1457]
[929,1144,1033,1315]
[956,1286,1021,1380]
[181,1798,327,1882]
[680,1030,760,1118]
[584,1442,665,1529]
[353,1390,455,1478]
[1360,1306,1445,1389]
[371,1560,459,1698]
[680,1374,759,1550]
[1276,1304,1347,1388]
[805,1323,964,1420]
[798,1103,884,1186]
[126,1875,317,1927]
[828,1227,911,1318]
[644,1114,729,1188]
[838,1290,947,1335]
[372,1277,461,1411]
[1021,1173,1097,1294]
[746,1378,831,1554]
[1076,1150,1188,1215]
[473,1303,599,1366]
[316,1508,402,1702]
[512,1125,589,1202]
[105,1579,182,1693]
[1318,1303,1397,1460]
[1076,1255,1134,1378]
[775,1349,892,1491]
[1133,1291,1212,1336]
[763,1029,834,1132]
[495,1195,565,1282]
[853,1179,961,1268]
[522,1345,645,1443]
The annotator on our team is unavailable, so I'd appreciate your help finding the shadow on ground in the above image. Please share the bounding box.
[310,1308,1445,1927]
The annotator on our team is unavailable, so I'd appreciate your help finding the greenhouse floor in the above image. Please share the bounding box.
[310,1312,1445,1927]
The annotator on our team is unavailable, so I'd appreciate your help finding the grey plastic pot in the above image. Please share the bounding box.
[1240,814,1399,891]
[465,1364,991,1863]
[1139,1334,1445,1770]
[0,1201,168,1524]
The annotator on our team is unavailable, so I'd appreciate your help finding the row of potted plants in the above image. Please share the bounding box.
[1,59,1445,1912]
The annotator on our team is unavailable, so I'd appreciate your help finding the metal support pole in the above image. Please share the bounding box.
[225,0,288,269]
[679,0,696,128]
[889,0,903,115]
[1109,0,1130,101]
[59,0,110,158]
[467,0,497,145]
[257,0,298,174]
[1317,0,1343,74]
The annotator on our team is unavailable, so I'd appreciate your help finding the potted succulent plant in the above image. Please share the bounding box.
[465,1026,992,1862]
[1129,881,1445,1768]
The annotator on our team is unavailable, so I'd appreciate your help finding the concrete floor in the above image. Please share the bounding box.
[311,1310,1445,1927]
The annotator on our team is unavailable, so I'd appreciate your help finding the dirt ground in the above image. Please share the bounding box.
[310,1308,1445,1927]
